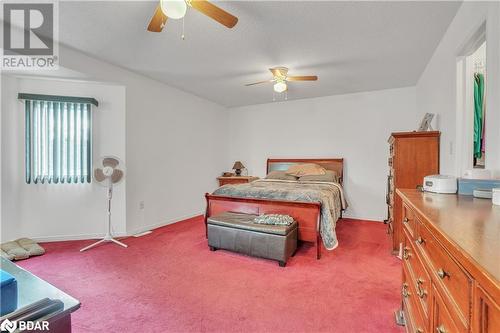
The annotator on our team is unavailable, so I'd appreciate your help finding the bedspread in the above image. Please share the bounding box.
[213,179,347,250]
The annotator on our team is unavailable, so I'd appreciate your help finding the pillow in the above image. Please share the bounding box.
[253,214,294,226]
[265,171,298,181]
[1,238,45,261]
[286,163,326,177]
[299,170,339,183]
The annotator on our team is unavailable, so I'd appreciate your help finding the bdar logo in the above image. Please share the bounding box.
[0,319,17,333]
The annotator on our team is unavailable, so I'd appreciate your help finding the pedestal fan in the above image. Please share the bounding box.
[80,156,128,252]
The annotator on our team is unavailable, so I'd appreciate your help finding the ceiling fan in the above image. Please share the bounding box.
[147,0,238,33]
[245,67,318,93]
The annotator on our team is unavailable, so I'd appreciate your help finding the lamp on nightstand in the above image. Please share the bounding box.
[232,161,245,176]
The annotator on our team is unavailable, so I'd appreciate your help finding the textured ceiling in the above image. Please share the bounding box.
[57,1,461,107]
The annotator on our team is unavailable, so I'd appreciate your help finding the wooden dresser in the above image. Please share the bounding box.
[396,189,499,333]
[388,131,440,253]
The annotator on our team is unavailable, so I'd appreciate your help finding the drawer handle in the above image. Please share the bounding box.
[403,247,411,260]
[403,217,409,223]
[416,278,426,298]
[416,285,427,299]
[416,329,424,333]
[437,268,450,279]
[401,283,410,298]
[436,324,447,333]
[416,236,425,245]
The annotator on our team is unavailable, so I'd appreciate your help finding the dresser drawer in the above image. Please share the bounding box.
[416,222,472,327]
[403,229,431,320]
[433,286,465,333]
[402,265,427,333]
[402,203,417,238]
[474,284,500,333]
[219,178,248,185]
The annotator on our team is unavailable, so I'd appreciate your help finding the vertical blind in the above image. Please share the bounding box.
[24,99,93,184]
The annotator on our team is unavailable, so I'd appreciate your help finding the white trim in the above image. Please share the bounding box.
[30,231,128,243]
[341,213,384,222]
[29,212,204,242]
[129,212,204,236]
[28,211,386,242]
[455,23,487,177]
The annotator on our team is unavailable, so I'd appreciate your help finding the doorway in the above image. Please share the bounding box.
[456,26,486,175]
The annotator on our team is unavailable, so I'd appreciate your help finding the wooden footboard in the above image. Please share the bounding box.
[205,193,322,259]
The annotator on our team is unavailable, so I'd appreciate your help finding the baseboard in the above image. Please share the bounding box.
[128,212,204,236]
[30,231,128,243]
[29,212,205,243]
[341,217,384,223]
[27,213,379,243]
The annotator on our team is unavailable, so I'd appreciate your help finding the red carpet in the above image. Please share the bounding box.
[18,216,403,333]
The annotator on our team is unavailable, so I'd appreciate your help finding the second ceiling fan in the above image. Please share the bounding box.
[246,67,318,93]
[147,0,238,32]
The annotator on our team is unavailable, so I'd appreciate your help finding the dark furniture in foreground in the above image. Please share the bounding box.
[207,212,298,267]
[0,257,80,332]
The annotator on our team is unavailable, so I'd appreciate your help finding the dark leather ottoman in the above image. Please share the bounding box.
[207,212,298,267]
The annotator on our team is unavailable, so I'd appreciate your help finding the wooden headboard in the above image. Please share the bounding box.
[266,158,344,185]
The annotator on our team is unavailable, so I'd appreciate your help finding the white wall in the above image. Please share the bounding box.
[1,46,228,241]
[1,75,127,241]
[416,1,500,176]
[227,87,418,221]
[54,46,229,236]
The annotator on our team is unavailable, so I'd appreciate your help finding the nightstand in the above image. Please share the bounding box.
[217,176,259,186]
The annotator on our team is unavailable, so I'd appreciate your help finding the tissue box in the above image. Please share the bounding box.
[0,269,18,315]
[458,178,500,195]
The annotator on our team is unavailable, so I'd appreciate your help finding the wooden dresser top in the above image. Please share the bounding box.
[397,189,500,285]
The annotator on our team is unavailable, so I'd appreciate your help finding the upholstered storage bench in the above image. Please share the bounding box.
[207,212,298,267]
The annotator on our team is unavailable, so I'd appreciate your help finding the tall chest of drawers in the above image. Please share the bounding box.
[396,189,499,333]
[387,131,440,253]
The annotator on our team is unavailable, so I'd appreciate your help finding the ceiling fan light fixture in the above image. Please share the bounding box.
[161,0,187,20]
[273,81,287,93]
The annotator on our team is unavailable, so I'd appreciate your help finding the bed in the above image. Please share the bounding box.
[204,158,346,259]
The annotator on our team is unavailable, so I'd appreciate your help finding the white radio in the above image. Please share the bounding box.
[423,175,457,194]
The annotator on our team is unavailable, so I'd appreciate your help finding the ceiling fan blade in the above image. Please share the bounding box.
[269,67,288,77]
[245,80,273,86]
[147,4,168,32]
[94,168,106,183]
[189,0,238,28]
[286,75,318,81]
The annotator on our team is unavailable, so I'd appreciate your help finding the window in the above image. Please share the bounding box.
[20,93,98,184]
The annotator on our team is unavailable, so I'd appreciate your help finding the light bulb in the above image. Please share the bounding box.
[161,0,187,20]
[273,81,287,93]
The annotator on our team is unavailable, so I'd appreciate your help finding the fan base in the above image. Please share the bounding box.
[80,235,128,252]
